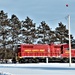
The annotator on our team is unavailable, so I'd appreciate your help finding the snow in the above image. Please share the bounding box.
[0,72,13,75]
[0,63,75,75]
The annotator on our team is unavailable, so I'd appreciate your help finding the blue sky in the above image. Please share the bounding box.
[0,0,75,38]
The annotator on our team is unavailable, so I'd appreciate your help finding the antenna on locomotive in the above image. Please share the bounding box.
[66,4,71,67]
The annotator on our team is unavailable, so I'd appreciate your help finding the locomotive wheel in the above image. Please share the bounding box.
[28,59,32,63]
[19,58,25,63]
[35,59,39,63]
[63,58,69,63]
[71,58,75,63]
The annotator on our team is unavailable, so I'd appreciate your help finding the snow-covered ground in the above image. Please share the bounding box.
[0,63,75,75]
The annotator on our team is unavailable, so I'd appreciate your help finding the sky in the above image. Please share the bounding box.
[0,0,75,38]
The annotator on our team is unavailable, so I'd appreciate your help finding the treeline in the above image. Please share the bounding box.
[0,10,74,59]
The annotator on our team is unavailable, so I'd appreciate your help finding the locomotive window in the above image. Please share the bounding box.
[66,48,69,50]
[18,48,21,52]
[71,44,75,49]
[61,45,63,54]
[17,45,21,48]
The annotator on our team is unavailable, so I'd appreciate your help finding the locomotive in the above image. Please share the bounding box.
[17,43,75,63]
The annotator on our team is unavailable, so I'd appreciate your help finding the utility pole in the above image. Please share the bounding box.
[68,15,71,67]
[66,4,71,67]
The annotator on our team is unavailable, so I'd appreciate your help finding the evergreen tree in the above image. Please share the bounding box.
[0,10,14,59]
[36,21,54,44]
[21,16,36,44]
[55,22,73,43]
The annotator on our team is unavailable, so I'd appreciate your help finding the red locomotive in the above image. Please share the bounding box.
[17,43,75,63]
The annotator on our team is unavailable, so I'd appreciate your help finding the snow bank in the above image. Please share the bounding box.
[0,71,13,75]
[0,63,75,75]
[0,63,75,68]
